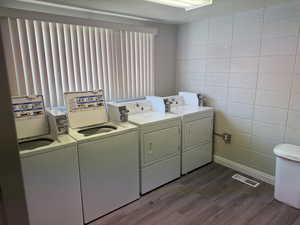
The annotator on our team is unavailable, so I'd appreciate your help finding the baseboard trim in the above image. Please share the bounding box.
[214,155,275,185]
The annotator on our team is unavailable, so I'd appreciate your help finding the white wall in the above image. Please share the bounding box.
[176,0,300,175]
[155,24,177,96]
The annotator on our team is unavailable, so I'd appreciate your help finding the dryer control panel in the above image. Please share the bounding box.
[164,96,185,107]
[122,101,153,115]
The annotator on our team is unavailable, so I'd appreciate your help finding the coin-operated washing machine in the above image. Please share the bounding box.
[147,92,214,175]
[12,95,83,225]
[108,100,181,194]
[65,90,139,223]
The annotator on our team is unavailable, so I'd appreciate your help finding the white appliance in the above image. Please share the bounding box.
[108,100,181,194]
[147,91,214,175]
[107,103,129,122]
[65,91,139,223]
[274,144,300,209]
[12,95,83,225]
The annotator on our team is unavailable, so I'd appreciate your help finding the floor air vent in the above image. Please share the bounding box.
[232,174,260,187]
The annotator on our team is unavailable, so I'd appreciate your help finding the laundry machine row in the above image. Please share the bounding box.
[146,92,214,175]
[107,92,214,193]
[12,91,140,225]
[12,95,83,225]
[11,90,213,225]
[108,100,182,194]
[65,91,140,223]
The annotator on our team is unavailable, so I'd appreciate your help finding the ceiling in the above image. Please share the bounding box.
[39,0,291,23]
[1,0,294,24]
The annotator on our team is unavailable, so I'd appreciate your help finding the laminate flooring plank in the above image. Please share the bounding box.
[92,163,300,225]
[268,203,300,225]
[291,214,300,225]
[92,182,184,225]
[229,183,275,225]
[199,184,256,225]
[246,200,287,225]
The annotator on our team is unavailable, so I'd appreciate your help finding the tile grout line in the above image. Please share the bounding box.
[226,8,234,119]
[251,6,265,149]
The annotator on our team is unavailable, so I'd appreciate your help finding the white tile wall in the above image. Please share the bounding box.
[177,60,206,73]
[254,106,288,126]
[231,57,259,73]
[264,2,300,23]
[232,39,260,57]
[290,93,300,111]
[292,75,300,92]
[252,121,286,142]
[262,17,300,38]
[206,58,231,72]
[227,116,252,134]
[208,16,233,43]
[251,135,282,157]
[229,73,258,89]
[205,73,229,87]
[204,86,228,103]
[228,88,256,104]
[206,43,231,58]
[255,90,290,108]
[233,9,263,41]
[285,128,300,146]
[261,36,298,56]
[295,57,300,73]
[176,1,300,175]
[228,103,254,120]
[259,56,295,73]
[287,110,300,129]
[257,73,293,91]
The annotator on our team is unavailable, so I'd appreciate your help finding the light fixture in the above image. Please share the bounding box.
[17,0,156,22]
[145,0,213,11]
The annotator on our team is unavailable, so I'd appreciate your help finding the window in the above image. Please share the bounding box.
[4,18,155,107]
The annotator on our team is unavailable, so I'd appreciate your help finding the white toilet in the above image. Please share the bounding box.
[274,144,300,209]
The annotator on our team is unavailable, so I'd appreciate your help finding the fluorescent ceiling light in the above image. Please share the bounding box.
[17,0,155,22]
[145,0,213,11]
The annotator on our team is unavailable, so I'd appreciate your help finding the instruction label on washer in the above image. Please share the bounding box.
[66,91,104,113]
[64,90,108,128]
[12,96,45,121]
[12,95,49,139]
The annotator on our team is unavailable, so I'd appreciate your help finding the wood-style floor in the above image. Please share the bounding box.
[91,163,300,225]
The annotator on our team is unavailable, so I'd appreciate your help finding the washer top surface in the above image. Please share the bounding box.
[68,121,137,143]
[129,111,180,126]
[19,134,76,158]
[170,105,213,116]
[274,144,300,162]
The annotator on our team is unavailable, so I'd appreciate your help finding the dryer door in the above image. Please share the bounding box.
[183,117,212,149]
[143,126,180,166]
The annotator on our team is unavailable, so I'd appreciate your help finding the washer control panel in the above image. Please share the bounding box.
[13,97,45,120]
[64,90,108,129]
[12,95,49,139]
[70,93,104,112]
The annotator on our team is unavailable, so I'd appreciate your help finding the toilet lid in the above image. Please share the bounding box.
[274,144,300,162]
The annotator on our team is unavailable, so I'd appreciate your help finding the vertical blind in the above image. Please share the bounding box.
[5,17,155,107]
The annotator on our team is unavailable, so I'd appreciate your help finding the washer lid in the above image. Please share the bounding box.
[128,111,179,125]
[64,90,108,129]
[274,144,300,162]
